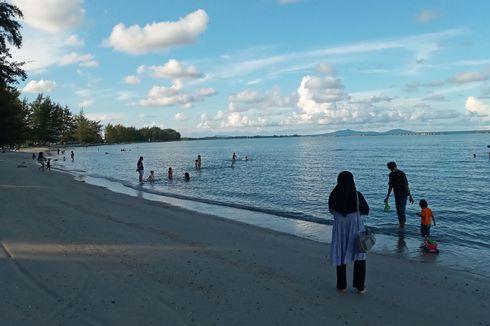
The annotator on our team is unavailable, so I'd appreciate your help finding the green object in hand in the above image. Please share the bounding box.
[384,201,390,212]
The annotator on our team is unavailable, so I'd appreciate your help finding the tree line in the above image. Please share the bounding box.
[1,93,103,146]
[104,124,180,144]
[0,3,180,148]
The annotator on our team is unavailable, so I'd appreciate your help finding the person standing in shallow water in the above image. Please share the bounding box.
[329,171,369,293]
[384,161,414,229]
[136,156,144,183]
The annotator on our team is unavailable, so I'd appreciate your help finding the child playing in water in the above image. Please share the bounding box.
[147,170,155,182]
[416,199,436,238]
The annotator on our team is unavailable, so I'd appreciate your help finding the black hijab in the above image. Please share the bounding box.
[329,171,369,217]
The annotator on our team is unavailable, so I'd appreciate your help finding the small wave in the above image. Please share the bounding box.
[80,172,333,226]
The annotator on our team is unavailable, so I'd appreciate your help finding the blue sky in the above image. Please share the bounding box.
[11,0,490,136]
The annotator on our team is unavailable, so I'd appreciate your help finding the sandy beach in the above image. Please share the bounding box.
[1,151,489,326]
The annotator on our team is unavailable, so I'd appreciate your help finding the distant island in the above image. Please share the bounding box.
[185,129,490,141]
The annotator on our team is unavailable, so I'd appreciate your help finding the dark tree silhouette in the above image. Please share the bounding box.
[0,2,26,86]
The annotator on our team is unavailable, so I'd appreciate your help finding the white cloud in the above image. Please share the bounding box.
[86,112,126,123]
[416,9,440,24]
[124,75,141,84]
[10,31,65,73]
[297,75,346,116]
[317,63,335,75]
[212,29,465,81]
[228,87,295,113]
[449,69,490,84]
[105,9,208,55]
[79,98,94,108]
[22,80,56,93]
[174,112,187,121]
[65,34,84,47]
[197,87,217,97]
[14,0,85,33]
[59,52,98,67]
[147,59,203,79]
[465,96,490,118]
[139,83,195,107]
[75,89,90,97]
[198,110,268,129]
[116,91,135,101]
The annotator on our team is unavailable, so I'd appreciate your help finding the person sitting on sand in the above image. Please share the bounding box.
[168,167,173,180]
[147,170,155,182]
[416,199,436,238]
[184,172,190,181]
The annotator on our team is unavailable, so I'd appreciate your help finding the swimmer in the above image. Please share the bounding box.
[197,155,202,169]
[147,170,155,182]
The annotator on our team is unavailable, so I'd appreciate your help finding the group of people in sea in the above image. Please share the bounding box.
[136,152,249,183]
[329,161,437,294]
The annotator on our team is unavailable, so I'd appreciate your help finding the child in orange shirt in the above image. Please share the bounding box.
[416,199,436,238]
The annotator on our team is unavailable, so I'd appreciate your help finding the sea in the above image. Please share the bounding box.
[53,133,490,277]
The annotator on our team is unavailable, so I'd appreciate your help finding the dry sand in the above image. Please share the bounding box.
[1,151,489,326]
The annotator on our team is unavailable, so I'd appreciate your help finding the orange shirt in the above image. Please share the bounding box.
[421,207,433,225]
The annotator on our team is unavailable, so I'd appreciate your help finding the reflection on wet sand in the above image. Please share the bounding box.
[396,230,408,255]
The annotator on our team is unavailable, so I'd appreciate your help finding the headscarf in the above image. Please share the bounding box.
[328,171,359,217]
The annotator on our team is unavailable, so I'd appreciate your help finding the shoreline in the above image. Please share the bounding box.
[1,151,489,325]
[58,164,490,279]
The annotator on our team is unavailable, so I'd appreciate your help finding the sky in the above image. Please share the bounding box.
[10,0,490,137]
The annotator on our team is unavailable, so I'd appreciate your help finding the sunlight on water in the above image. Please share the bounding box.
[53,133,490,276]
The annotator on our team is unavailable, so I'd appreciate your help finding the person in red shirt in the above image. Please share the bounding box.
[416,199,436,238]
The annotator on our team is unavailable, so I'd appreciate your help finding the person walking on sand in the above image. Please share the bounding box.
[329,171,369,293]
[136,156,144,183]
[384,161,414,229]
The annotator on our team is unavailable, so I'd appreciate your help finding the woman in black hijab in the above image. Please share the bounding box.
[329,171,369,293]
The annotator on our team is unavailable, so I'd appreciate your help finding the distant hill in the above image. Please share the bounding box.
[317,129,414,137]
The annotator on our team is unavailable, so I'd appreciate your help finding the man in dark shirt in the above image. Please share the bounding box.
[384,161,414,229]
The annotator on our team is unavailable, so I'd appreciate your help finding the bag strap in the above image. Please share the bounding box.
[356,192,362,233]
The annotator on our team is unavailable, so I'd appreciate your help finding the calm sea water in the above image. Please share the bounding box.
[54,134,490,276]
